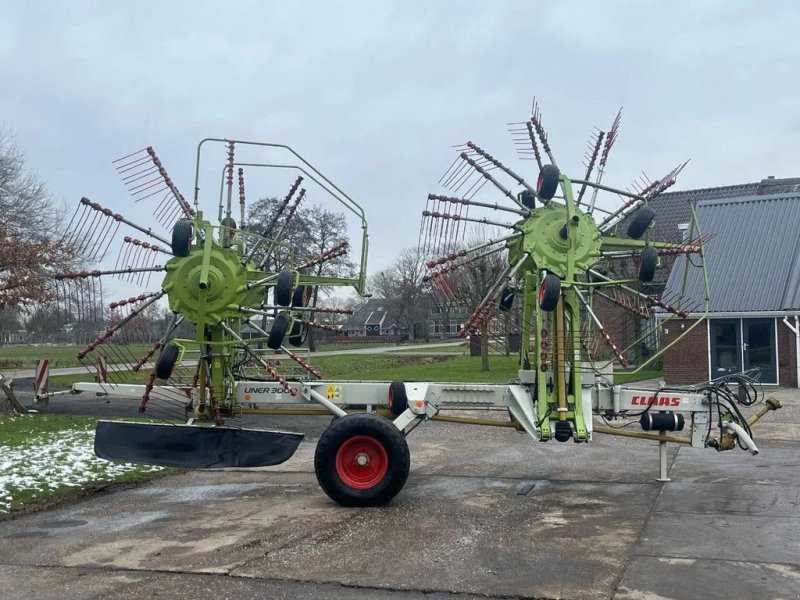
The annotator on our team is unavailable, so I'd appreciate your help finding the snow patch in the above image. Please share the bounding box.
[0,421,163,513]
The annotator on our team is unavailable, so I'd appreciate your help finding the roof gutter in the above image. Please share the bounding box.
[782,315,800,389]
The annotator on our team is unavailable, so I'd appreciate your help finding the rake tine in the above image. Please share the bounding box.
[576,129,605,207]
[439,155,464,186]
[120,164,159,185]
[464,142,535,208]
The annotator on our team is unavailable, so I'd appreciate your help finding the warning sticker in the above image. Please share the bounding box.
[326,385,341,400]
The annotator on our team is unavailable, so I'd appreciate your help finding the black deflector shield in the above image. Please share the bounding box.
[94,420,304,468]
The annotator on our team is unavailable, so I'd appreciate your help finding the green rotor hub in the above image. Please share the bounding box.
[163,239,256,323]
[506,202,602,278]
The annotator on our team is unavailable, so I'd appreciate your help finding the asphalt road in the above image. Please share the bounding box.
[1,389,799,599]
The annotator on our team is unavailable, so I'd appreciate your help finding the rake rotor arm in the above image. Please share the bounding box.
[507,120,544,169]
[464,142,538,208]
[426,232,522,269]
[576,129,605,206]
[458,253,528,336]
[77,291,166,359]
[298,241,350,271]
[599,237,679,252]
[79,197,171,246]
[280,346,324,379]
[457,153,520,205]
[55,266,166,280]
[421,210,515,231]
[586,269,690,318]
[242,175,303,262]
[427,194,529,217]
[424,244,508,282]
[573,287,629,368]
[132,313,185,372]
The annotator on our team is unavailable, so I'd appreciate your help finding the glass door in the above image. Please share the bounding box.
[743,318,776,384]
[710,319,741,379]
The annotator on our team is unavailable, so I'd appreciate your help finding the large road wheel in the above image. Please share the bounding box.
[314,413,410,507]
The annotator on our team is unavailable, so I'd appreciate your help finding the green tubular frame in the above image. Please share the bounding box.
[512,170,709,442]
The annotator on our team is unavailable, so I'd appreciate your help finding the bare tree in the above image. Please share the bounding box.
[0,126,75,310]
[428,230,509,371]
[247,196,355,350]
[370,247,430,341]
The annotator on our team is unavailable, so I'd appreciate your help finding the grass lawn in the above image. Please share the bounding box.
[45,350,661,388]
[0,343,153,369]
[613,369,663,384]
[0,413,169,516]
[393,344,467,354]
[49,370,151,388]
[311,354,521,383]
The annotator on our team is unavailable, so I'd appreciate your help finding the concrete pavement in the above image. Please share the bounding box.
[0,390,798,599]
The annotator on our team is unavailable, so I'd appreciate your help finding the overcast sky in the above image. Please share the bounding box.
[2,0,799,297]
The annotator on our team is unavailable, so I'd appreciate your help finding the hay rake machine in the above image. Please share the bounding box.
[66,107,780,507]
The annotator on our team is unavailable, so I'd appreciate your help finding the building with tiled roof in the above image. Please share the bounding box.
[639,177,800,386]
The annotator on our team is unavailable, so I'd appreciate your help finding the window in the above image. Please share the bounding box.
[677,222,689,242]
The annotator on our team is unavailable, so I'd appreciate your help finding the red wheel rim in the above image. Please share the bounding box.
[335,435,389,489]
[537,171,544,193]
[388,387,394,410]
[539,279,547,303]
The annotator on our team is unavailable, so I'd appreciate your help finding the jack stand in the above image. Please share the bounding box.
[656,431,670,482]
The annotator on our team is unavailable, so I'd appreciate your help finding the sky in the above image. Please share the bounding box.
[2,0,799,300]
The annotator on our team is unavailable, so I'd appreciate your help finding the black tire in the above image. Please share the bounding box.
[498,287,514,312]
[267,314,290,350]
[155,344,180,380]
[314,413,410,507]
[275,271,294,307]
[627,205,655,240]
[536,164,560,200]
[518,190,536,209]
[539,273,560,311]
[287,320,307,347]
[638,246,658,282]
[388,381,408,416]
[171,220,193,257]
[291,284,312,308]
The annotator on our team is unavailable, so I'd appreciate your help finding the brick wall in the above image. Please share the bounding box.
[662,319,708,384]
[778,319,798,388]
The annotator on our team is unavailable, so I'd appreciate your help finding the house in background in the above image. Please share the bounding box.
[660,190,800,386]
[343,299,405,337]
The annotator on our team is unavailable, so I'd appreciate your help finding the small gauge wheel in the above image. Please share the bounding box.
[536,164,560,200]
[171,221,193,257]
[267,314,291,350]
[627,206,656,240]
[155,343,181,379]
[539,273,561,311]
[275,271,294,307]
[638,246,658,282]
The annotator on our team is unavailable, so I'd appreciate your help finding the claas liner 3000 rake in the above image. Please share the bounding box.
[64,107,781,507]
